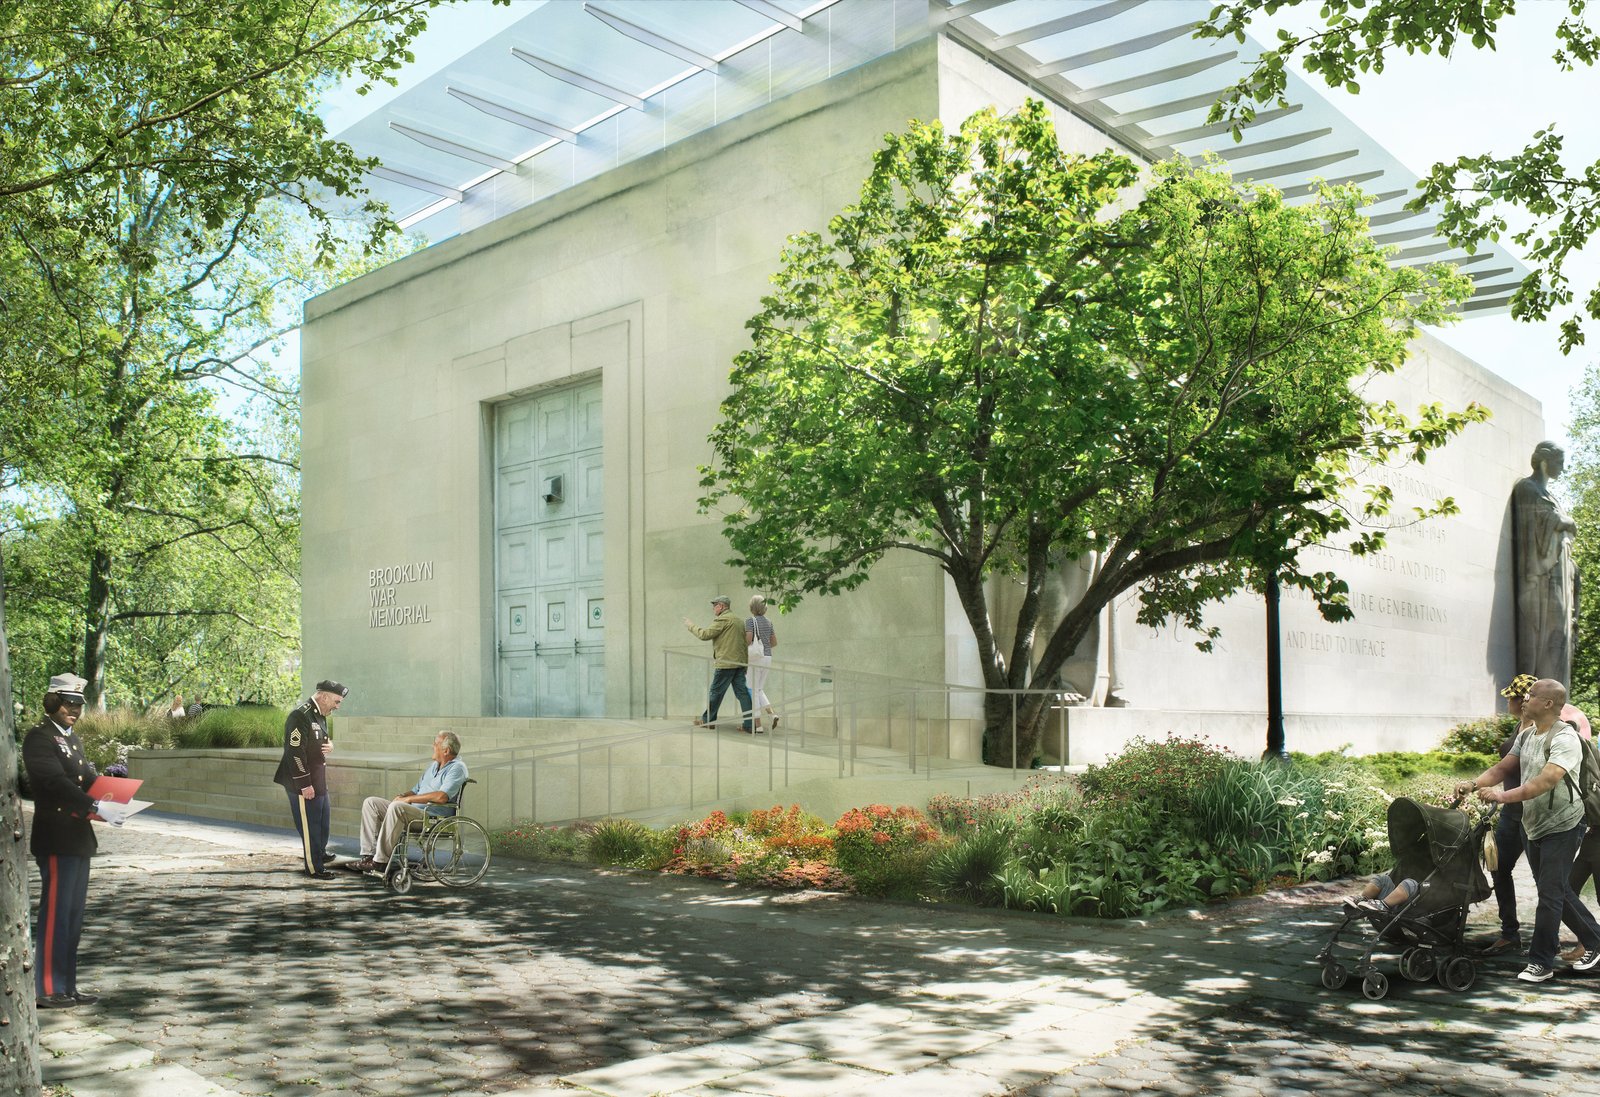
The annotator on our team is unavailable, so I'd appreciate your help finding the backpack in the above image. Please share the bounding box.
[1514,723,1600,825]
[1562,732,1600,827]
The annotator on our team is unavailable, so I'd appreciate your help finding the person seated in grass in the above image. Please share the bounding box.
[351,731,467,873]
[1344,872,1419,917]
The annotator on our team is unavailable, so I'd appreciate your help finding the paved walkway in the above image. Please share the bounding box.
[30,810,1600,1097]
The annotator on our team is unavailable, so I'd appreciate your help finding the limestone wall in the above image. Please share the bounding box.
[300,35,1547,754]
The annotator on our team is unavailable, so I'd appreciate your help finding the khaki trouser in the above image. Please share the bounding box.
[360,796,430,862]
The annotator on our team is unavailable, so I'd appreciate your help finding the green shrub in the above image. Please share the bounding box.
[1439,713,1517,756]
[584,818,653,866]
[1078,735,1233,814]
[1291,747,1499,790]
[926,829,1011,905]
[492,822,587,863]
[174,705,286,749]
[72,708,175,770]
[832,804,945,898]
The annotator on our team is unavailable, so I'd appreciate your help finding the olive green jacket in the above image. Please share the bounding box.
[688,610,748,668]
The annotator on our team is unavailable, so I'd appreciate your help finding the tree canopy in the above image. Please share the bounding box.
[0,3,467,1086]
[700,101,1485,766]
[1199,0,1600,353]
[1566,362,1600,710]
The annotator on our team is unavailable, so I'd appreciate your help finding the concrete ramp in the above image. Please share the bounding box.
[129,716,1030,832]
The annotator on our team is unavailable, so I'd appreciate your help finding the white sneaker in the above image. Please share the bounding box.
[1575,949,1600,973]
[1518,963,1555,983]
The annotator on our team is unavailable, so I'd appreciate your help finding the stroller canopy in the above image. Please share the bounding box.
[1387,797,1492,908]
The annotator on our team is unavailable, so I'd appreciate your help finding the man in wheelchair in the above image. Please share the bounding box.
[351,731,467,873]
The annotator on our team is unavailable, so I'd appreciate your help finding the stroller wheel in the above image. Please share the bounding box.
[1320,961,1349,990]
[1441,956,1476,991]
[1361,971,1390,1001]
[1399,948,1437,982]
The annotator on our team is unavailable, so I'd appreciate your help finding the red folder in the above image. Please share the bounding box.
[89,776,143,803]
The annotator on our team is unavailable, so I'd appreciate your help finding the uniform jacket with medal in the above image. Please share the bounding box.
[273,697,331,796]
[23,717,99,857]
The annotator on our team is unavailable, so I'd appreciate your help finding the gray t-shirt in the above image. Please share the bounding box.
[1512,720,1584,841]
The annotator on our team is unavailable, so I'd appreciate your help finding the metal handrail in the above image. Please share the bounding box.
[449,648,1084,827]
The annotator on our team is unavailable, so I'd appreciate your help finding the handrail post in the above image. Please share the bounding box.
[607,743,613,818]
[1012,692,1018,778]
[910,690,918,775]
[1060,698,1067,770]
[578,742,584,822]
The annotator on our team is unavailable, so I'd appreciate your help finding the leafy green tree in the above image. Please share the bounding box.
[1199,0,1600,353]
[1567,361,1600,711]
[3,175,408,710]
[0,3,471,1088]
[699,102,1484,767]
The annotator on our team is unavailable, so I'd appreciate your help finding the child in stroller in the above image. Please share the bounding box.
[1345,872,1418,917]
[1316,795,1495,1000]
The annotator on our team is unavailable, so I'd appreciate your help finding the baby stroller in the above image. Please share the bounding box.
[1316,796,1495,1000]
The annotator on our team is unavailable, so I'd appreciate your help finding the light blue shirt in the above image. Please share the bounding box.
[411,758,469,817]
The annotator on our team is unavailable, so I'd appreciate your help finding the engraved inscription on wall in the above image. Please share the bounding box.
[369,560,435,628]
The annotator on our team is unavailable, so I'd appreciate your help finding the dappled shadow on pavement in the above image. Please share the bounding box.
[52,820,1600,1097]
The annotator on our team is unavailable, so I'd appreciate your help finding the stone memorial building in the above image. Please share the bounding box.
[301,0,1546,762]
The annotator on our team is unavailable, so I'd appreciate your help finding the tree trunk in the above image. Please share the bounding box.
[0,554,45,1094]
[980,690,1056,769]
[82,550,112,712]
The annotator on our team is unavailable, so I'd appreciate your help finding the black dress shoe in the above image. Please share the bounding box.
[71,992,100,1005]
[309,870,336,879]
[36,994,77,1010]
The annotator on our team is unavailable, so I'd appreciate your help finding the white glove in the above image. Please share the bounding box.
[95,801,130,826]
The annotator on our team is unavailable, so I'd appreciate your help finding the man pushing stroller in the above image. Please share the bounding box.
[1456,677,1600,983]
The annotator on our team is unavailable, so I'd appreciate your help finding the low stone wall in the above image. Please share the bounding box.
[128,748,425,838]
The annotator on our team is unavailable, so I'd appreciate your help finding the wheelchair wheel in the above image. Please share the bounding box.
[386,864,413,895]
[423,817,491,887]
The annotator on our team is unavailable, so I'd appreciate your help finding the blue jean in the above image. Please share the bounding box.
[701,667,752,732]
[1492,810,1526,940]
[1569,823,1600,898]
[1525,820,1600,967]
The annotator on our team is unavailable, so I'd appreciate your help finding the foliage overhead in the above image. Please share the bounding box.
[0,0,452,225]
[700,101,1485,764]
[1198,0,1600,353]
[1566,360,1600,711]
[0,1,439,710]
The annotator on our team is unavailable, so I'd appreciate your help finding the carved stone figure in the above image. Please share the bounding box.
[1512,441,1578,684]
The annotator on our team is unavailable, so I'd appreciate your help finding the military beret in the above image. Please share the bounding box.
[316,680,350,698]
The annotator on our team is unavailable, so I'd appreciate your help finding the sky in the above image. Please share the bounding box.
[1260,1,1600,448]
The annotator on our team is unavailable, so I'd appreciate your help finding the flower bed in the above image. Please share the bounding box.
[489,732,1499,919]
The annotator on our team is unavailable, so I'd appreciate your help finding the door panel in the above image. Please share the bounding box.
[494,377,604,717]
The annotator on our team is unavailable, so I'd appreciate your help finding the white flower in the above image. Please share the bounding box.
[1276,797,1303,807]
